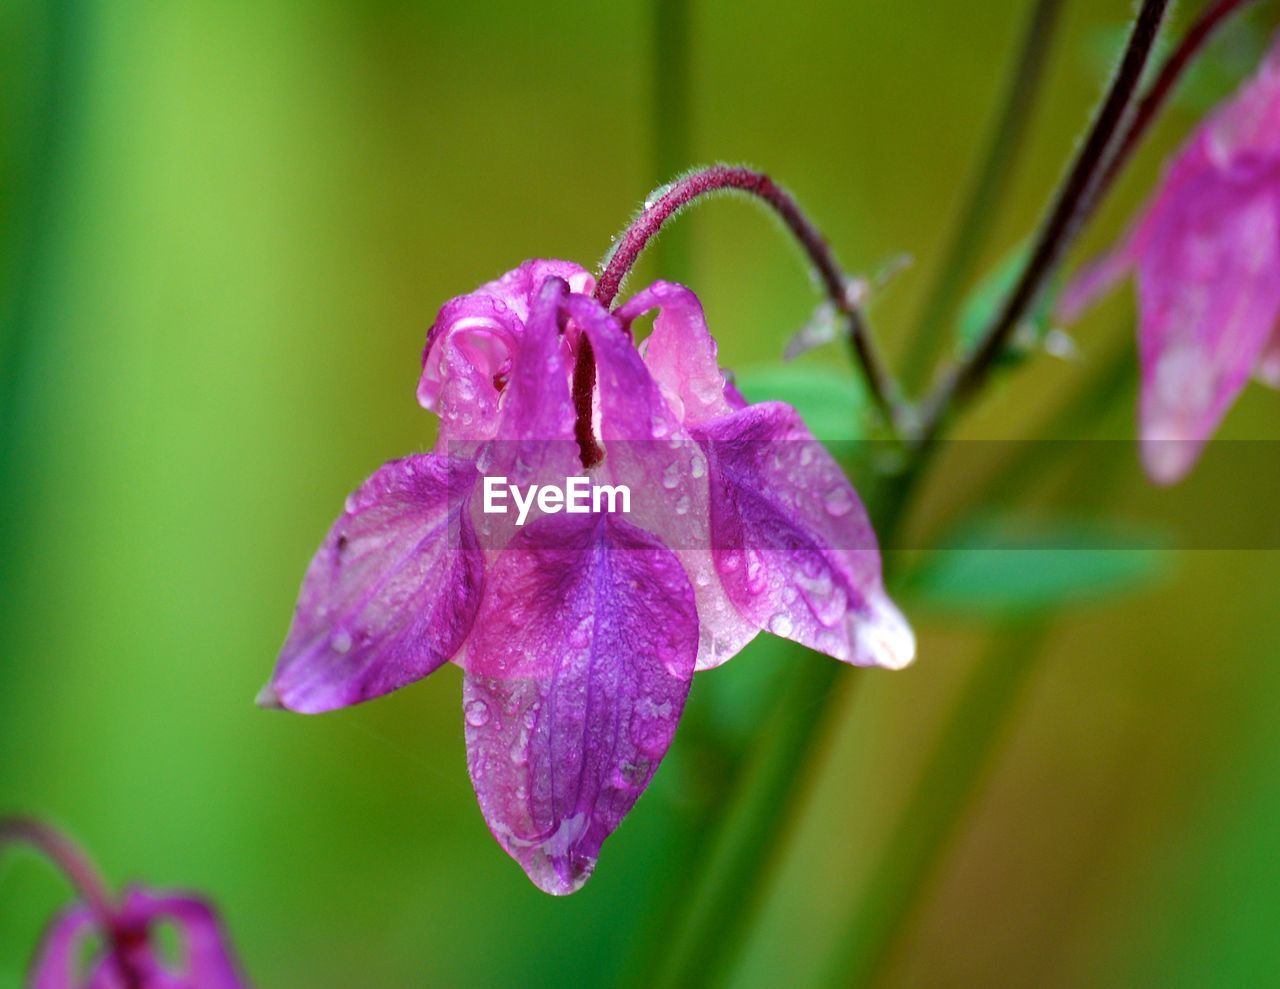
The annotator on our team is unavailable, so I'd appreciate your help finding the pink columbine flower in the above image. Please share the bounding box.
[31,890,246,989]
[1,818,246,989]
[1061,34,1280,484]
[261,260,914,894]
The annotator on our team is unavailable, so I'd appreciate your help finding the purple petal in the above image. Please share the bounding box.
[29,906,95,989]
[1206,33,1280,164]
[121,889,247,989]
[264,453,484,713]
[1256,322,1280,388]
[417,294,521,452]
[419,261,592,453]
[1056,238,1136,325]
[469,277,582,553]
[614,281,735,426]
[1136,175,1280,484]
[560,292,758,667]
[463,511,698,895]
[695,402,914,669]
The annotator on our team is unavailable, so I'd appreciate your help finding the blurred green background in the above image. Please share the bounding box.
[3,0,1279,985]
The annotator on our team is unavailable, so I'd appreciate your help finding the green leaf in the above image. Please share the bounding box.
[1087,20,1269,116]
[734,363,869,442]
[954,242,1066,367]
[904,515,1171,617]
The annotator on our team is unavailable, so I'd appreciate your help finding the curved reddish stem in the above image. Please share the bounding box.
[0,816,118,926]
[592,164,899,427]
[1,817,149,989]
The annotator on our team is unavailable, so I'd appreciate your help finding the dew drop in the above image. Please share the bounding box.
[332,630,353,655]
[769,613,795,637]
[824,487,855,517]
[464,698,492,727]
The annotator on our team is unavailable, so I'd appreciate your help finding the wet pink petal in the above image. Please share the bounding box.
[1061,35,1280,483]
[1206,36,1280,163]
[418,260,593,453]
[1136,174,1280,483]
[1056,237,1138,325]
[615,281,736,425]
[264,454,484,713]
[561,292,758,668]
[695,401,914,669]
[463,511,698,895]
[1256,323,1280,387]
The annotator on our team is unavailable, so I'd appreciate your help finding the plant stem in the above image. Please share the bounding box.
[652,0,695,286]
[918,0,1171,442]
[902,0,1065,390]
[825,353,1136,987]
[1079,0,1263,228]
[650,473,910,989]
[0,816,118,927]
[592,164,902,431]
[824,622,1053,987]
[650,658,845,989]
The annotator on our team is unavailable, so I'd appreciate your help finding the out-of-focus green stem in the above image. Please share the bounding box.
[0,0,82,455]
[902,0,1065,391]
[824,622,1053,987]
[652,0,694,285]
[918,0,1170,441]
[650,658,845,989]
[825,353,1135,987]
[926,332,1136,545]
[651,476,907,989]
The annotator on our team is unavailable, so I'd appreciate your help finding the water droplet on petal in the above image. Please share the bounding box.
[824,486,855,517]
[332,630,353,655]
[465,698,492,727]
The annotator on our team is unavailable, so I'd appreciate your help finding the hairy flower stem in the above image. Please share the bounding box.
[918,0,1171,442]
[902,0,1065,390]
[591,164,903,432]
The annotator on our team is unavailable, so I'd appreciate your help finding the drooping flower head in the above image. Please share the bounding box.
[1061,33,1280,483]
[31,890,245,989]
[262,260,914,894]
[1,818,246,989]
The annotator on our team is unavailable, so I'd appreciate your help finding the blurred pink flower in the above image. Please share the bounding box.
[31,888,246,989]
[1061,34,1280,483]
[1,817,246,989]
